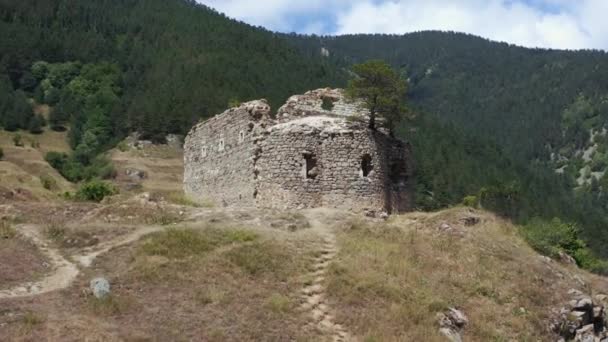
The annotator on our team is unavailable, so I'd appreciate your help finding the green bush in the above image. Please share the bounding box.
[45,151,115,182]
[520,218,584,258]
[462,195,478,208]
[12,133,23,147]
[40,174,57,190]
[519,217,608,273]
[321,97,335,111]
[75,180,116,202]
[0,147,3,160]
[116,141,128,152]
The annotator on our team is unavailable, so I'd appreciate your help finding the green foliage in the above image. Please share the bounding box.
[226,241,285,276]
[12,133,23,147]
[40,174,57,191]
[462,195,478,208]
[346,60,407,130]
[321,97,335,111]
[28,114,44,134]
[227,98,241,108]
[520,218,608,273]
[141,228,258,259]
[0,147,3,160]
[521,218,584,258]
[75,179,116,202]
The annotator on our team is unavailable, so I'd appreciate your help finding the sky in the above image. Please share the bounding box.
[196,0,608,50]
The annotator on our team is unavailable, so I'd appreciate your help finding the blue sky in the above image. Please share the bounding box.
[197,0,608,50]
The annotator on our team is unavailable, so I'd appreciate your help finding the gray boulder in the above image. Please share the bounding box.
[90,277,111,299]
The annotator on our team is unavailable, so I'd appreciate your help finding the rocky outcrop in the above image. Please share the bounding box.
[550,289,608,341]
[437,308,469,342]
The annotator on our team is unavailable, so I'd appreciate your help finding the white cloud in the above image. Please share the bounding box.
[196,0,608,50]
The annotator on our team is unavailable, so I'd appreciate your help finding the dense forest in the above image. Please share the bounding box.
[0,0,344,141]
[2,1,608,267]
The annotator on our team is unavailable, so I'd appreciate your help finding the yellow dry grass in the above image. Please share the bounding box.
[109,143,183,193]
[326,207,591,341]
[0,130,73,198]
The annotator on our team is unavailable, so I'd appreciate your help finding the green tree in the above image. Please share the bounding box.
[31,61,49,80]
[346,60,407,130]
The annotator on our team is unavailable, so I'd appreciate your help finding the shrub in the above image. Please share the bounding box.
[321,96,335,111]
[116,141,129,152]
[0,147,3,160]
[519,217,608,273]
[40,174,57,190]
[0,222,17,239]
[28,114,44,134]
[462,195,478,208]
[520,218,584,258]
[75,180,116,202]
[12,133,23,147]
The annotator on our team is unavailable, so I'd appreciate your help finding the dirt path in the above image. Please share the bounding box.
[301,212,355,342]
[0,225,162,300]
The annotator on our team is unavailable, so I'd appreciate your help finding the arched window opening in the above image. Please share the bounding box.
[239,130,245,143]
[219,139,225,151]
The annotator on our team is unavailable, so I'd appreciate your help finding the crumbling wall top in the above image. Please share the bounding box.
[277,88,369,123]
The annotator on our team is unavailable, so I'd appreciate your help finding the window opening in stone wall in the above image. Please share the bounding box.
[239,130,245,143]
[361,154,373,177]
[303,153,318,179]
[219,138,225,151]
[201,146,208,158]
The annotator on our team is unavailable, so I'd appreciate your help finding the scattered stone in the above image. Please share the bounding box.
[574,324,595,342]
[125,168,147,181]
[90,277,111,299]
[461,216,480,226]
[558,251,578,266]
[437,308,468,342]
[552,290,608,340]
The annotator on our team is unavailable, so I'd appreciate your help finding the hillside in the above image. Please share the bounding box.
[1,195,608,341]
[2,0,608,264]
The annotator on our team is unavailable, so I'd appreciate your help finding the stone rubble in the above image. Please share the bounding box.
[550,289,608,341]
[437,307,469,342]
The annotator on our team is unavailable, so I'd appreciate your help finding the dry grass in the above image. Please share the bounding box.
[0,130,74,199]
[109,144,183,193]
[0,220,17,239]
[64,224,317,341]
[164,191,207,207]
[0,222,48,287]
[326,208,583,341]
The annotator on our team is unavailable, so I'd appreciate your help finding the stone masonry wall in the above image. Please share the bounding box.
[255,116,411,213]
[183,88,412,214]
[183,100,272,206]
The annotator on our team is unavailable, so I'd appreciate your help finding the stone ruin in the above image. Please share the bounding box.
[183,88,412,214]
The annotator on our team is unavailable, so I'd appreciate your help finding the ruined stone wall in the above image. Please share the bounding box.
[254,116,412,213]
[183,100,272,206]
[183,89,413,214]
[277,88,368,122]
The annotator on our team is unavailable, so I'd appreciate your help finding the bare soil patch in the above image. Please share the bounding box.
[0,229,48,288]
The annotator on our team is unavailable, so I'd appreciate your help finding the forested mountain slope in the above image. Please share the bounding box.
[0,0,344,140]
[291,32,608,162]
